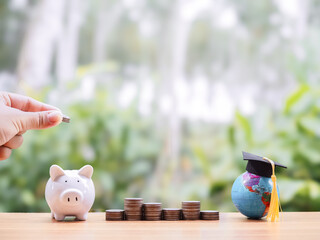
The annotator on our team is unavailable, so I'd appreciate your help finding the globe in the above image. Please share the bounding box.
[231,171,276,219]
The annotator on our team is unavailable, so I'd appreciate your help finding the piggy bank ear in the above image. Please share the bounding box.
[50,165,65,181]
[78,165,93,179]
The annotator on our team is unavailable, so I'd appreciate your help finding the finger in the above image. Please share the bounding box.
[3,135,23,149]
[0,146,12,160]
[14,110,63,131]
[1,92,61,112]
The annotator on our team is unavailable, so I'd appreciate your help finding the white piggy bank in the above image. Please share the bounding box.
[45,165,95,221]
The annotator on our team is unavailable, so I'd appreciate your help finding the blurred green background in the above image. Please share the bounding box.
[1,0,320,212]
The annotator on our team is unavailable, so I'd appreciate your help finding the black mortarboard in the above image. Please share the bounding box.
[243,151,287,178]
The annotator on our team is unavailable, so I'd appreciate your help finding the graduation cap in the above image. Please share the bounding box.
[243,151,287,178]
[242,151,287,222]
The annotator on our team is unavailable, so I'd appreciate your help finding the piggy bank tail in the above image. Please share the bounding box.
[264,157,281,222]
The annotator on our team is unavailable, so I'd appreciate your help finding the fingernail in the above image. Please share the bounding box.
[48,111,62,124]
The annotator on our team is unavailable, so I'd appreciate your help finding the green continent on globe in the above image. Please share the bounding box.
[243,172,271,216]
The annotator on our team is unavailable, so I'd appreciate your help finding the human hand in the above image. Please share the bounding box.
[0,92,63,160]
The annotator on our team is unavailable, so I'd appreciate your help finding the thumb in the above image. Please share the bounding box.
[16,110,63,131]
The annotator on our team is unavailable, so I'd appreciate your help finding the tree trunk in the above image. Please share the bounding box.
[17,0,66,90]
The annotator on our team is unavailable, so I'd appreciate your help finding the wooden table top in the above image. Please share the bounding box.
[0,212,319,240]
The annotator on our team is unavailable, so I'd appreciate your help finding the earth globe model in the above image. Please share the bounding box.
[231,171,273,219]
[231,152,286,219]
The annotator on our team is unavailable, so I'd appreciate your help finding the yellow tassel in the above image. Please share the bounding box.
[263,157,281,222]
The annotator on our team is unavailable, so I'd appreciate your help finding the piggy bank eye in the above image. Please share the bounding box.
[65,180,67,183]
[77,180,80,182]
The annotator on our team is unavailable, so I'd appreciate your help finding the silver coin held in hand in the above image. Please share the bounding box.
[62,115,70,123]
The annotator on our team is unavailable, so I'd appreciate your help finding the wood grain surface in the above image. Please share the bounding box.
[0,212,319,240]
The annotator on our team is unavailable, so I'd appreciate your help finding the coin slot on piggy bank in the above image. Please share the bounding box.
[45,165,95,221]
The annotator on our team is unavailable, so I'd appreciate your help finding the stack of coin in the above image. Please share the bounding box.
[124,198,143,220]
[143,203,162,221]
[182,201,200,220]
[105,209,125,221]
[200,210,219,220]
[162,208,182,221]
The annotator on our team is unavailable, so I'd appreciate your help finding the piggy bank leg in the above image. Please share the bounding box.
[51,212,54,219]
[53,213,65,221]
[76,213,88,221]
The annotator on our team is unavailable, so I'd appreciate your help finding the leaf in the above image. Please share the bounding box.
[235,111,252,145]
[193,145,211,179]
[284,84,310,114]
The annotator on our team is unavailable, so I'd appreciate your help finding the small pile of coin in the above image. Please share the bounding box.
[200,210,219,220]
[105,209,124,221]
[105,198,219,221]
[162,208,182,221]
[124,198,143,220]
[143,203,162,221]
[182,201,200,220]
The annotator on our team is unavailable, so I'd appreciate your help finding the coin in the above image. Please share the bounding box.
[62,115,70,123]
[124,198,143,221]
[105,209,124,221]
[200,210,219,220]
[182,201,200,220]
[143,203,162,221]
[117,198,219,222]
[162,208,182,221]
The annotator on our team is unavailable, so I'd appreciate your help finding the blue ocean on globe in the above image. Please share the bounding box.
[231,171,276,219]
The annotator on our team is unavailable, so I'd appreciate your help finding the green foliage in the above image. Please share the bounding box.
[185,83,320,211]
[1,81,320,212]
[0,87,161,211]
[284,84,310,115]
[1,0,320,213]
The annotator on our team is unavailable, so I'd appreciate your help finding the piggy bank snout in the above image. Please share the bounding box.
[60,189,83,205]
